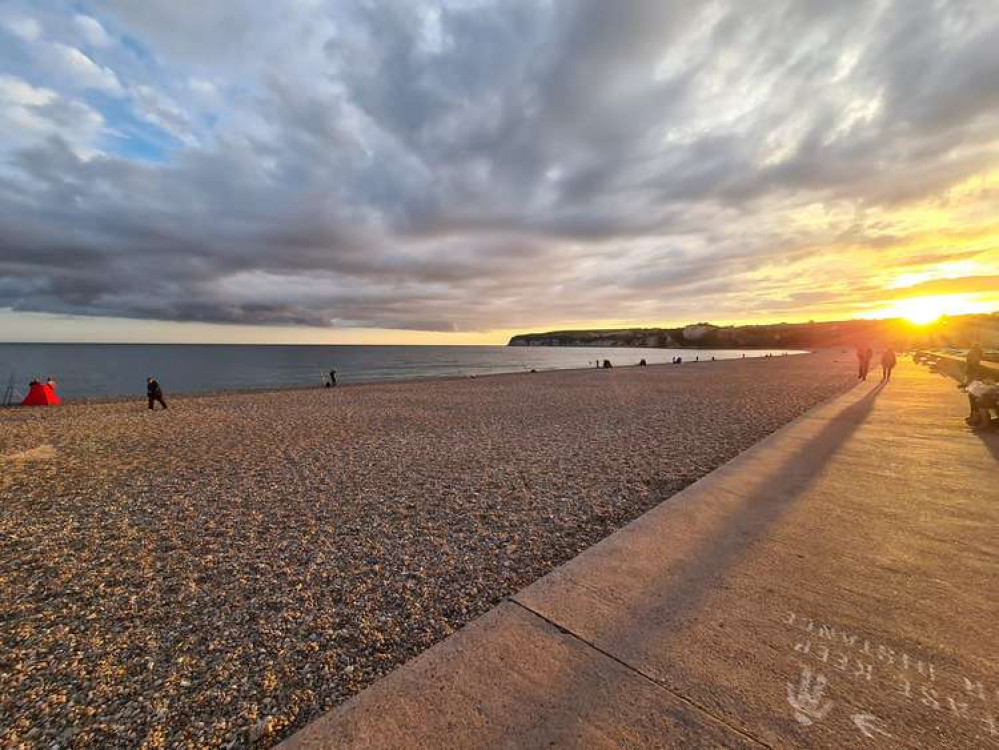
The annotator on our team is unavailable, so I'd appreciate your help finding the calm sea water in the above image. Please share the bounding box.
[0,344,801,400]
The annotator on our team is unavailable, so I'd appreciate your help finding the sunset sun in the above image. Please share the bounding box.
[868,293,996,326]
[896,297,947,325]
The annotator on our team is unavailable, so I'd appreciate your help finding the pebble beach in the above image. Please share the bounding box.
[0,352,855,748]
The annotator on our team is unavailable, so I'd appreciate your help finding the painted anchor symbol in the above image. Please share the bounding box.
[787,667,834,726]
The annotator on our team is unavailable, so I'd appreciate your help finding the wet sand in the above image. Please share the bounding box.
[0,352,855,748]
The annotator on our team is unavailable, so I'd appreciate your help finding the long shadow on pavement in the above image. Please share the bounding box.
[972,427,999,462]
[520,379,889,746]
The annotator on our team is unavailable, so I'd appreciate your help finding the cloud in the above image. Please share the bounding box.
[0,75,105,157]
[73,14,112,48]
[50,43,122,94]
[3,15,41,42]
[891,275,999,299]
[130,84,193,142]
[0,75,55,107]
[188,78,217,99]
[0,0,998,335]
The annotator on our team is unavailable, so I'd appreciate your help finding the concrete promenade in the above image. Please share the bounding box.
[281,360,998,749]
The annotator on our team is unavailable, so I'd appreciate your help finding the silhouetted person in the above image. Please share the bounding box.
[881,347,897,382]
[328,369,337,388]
[857,345,873,380]
[638,358,647,366]
[147,377,167,410]
[602,359,613,369]
[966,342,983,384]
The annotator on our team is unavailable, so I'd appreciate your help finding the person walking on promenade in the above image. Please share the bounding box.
[147,377,167,410]
[966,342,983,384]
[880,347,897,382]
[856,345,873,380]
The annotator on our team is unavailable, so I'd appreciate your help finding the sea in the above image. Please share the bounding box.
[0,344,801,400]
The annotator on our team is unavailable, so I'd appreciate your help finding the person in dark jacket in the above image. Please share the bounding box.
[856,344,873,380]
[880,347,897,382]
[147,377,167,410]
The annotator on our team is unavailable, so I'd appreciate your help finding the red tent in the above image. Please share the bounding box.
[22,383,61,406]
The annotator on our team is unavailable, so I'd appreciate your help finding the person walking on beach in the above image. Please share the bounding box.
[147,377,167,410]
[966,342,983,384]
[328,369,337,388]
[880,347,897,382]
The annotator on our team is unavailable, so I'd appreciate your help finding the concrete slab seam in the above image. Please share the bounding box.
[508,599,774,750]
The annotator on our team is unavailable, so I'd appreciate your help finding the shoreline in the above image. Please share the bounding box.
[2,349,816,408]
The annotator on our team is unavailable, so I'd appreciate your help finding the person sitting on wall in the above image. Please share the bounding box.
[965,379,999,430]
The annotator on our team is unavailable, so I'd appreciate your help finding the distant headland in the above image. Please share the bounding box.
[508,313,999,350]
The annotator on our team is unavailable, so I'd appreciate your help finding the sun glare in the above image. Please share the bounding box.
[874,294,995,326]
[897,298,944,325]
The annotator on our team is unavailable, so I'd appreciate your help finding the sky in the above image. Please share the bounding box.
[1,0,997,344]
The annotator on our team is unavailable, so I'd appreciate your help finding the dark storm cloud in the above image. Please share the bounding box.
[1,0,997,331]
